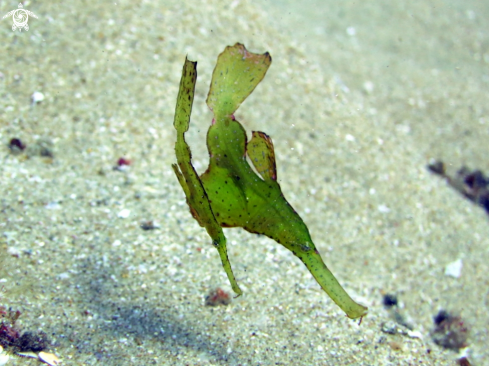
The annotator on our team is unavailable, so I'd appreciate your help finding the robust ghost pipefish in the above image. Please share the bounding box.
[172,43,367,320]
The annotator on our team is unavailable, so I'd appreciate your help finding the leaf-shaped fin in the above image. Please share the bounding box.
[247,131,277,182]
[173,57,197,133]
[206,43,271,117]
[172,58,242,296]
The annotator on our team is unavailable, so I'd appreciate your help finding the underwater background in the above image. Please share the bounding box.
[0,0,488,364]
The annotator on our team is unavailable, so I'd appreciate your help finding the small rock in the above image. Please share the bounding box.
[26,138,54,158]
[205,288,231,306]
[31,91,44,104]
[0,346,10,366]
[38,351,60,366]
[363,80,374,94]
[381,320,408,335]
[431,310,469,350]
[445,259,463,278]
[17,331,49,352]
[382,293,398,308]
[345,134,355,142]
[378,204,390,213]
[117,209,130,218]
[140,221,160,231]
[8,138,26,154]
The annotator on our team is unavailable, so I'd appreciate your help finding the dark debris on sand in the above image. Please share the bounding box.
[428,161,489,214]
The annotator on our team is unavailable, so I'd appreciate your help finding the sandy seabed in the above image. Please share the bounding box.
[0,0,488,365]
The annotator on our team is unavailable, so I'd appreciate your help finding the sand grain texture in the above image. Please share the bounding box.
[1,0,488,365]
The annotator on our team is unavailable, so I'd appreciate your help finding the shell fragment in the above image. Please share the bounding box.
[38,352,61,366]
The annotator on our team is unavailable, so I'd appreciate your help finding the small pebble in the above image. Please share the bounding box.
[346,26,356,36]
[117,157,131,166]
[431,310,469,350]
[445,259,463,278]
[378,204,390,213]
[38,351,60,365]
[407,330,423,339]
[17,331,49,352]
[8,138,26,154]
[0,346,10,366]
[117,209,130,218]
[26,138,54,158]
[457,356,472,366]
[114,157,131,171]
[363,80,374,94]
[205,287,231,306]
[382,293,398,307]
[140,221,160,230]
[381,320,410,336]
[31,91,44,104]
[345,134,355,142]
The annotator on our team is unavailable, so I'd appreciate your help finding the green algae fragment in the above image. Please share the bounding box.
[172,43,367,319]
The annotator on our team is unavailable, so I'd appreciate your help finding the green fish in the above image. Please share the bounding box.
[172,43,367,320]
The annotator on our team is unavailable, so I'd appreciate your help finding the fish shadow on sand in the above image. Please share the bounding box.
[67,255,244,365]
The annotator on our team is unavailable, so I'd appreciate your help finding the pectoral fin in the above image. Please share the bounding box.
[247,131,277,182]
